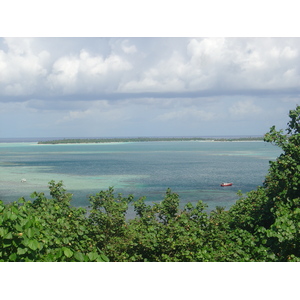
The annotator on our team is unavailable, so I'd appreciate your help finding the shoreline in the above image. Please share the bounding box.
[37,137,265,145]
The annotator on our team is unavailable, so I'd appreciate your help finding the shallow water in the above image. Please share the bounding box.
[0,140,281,211]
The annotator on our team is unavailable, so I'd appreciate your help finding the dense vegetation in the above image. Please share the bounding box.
[1,106,300,262]
[37,136,264,144]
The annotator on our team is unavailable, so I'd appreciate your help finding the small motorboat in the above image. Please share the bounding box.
[220,182,232,187]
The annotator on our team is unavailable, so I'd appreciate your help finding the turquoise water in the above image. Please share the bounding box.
[0,141,281,211]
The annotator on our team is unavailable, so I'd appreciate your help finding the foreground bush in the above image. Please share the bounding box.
[0,181,108,262]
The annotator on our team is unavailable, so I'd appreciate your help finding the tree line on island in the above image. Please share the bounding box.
[37,136,264,144]
[1,106,300,262]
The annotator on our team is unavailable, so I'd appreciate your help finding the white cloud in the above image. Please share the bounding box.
[47,49,132,94]
[119,37,300,94]
[121,40,137,54]
[4,37,34,55]
[0,38,49,96]
[47,55,80,93]
[119,50,187,92]
[2,37,300,100]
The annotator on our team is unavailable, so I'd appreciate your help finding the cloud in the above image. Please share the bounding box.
[47,49,132,94]
[1,37,300,103]
[0,39,50,96]
[229,99,263,119]
[1,37,300,138]
[121,40,137,54]
[118,37,300,96]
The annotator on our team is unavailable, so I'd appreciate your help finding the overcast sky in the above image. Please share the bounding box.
[1,37,300,138]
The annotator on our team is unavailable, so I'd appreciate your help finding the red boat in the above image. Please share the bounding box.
[220,182,233,187]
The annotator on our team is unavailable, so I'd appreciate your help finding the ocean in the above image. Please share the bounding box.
[0,139,281,213]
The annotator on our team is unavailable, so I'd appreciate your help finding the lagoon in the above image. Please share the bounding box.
[0,140,281,211]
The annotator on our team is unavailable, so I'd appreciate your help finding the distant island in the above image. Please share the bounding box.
[37,136,264,144]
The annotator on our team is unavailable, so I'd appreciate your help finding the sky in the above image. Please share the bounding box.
[1,36,300,138]
[1,0,300,139]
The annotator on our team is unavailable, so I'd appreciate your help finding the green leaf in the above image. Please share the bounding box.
[17,247,28,255]
[0,227,7,237]
[74,251,85,262]
[24,219,33,229]
[15,224,23,232]
[54,248,63,259]
[4,232,13,239]
[87,252,99,261]
[9,253,17,261]
[62,238,69,244]
[25,228,34,239]
[11,205,19,214]
[98,253,109,262]
[62,247,73,258]
[18,197,26,204]
[4,211,12,220]
[10,213,18,221]
[28,239,39,251]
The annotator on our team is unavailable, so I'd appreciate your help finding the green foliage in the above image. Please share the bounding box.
[2,105,300,261]
[0,181,108,262]
[115,191,211,262]
[228,105,300,261]
[87,187,134,260]
[264,106,300,201]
